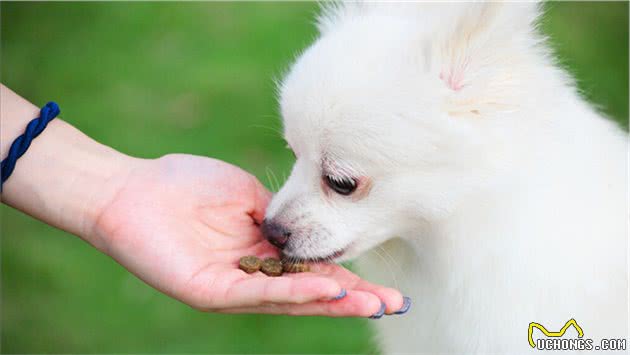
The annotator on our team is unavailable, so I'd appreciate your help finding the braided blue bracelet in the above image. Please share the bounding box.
[1,101,60,192]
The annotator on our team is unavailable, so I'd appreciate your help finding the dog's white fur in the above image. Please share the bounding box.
[265,2,628,353]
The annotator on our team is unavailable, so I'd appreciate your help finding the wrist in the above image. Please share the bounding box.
[68,129,145,250]
[0,85,148,250]
[2,117,143,250]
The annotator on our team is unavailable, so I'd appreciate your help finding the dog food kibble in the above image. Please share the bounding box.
[261,257,284,277]
[239,256,262,273]
[239,255,311,276]
[283,261,310,273]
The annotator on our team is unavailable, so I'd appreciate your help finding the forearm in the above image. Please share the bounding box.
[1,84,139,249]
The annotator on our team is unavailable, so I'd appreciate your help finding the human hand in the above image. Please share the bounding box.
[0,87,404,317]
[93,154,405,317]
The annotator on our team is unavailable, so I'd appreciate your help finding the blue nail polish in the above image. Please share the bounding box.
[394,296,411,315]
[332,288,347,300]
[369,302,386,319]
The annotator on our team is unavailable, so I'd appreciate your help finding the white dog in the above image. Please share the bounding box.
[262,2,628,353]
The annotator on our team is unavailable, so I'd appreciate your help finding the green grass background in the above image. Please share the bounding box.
[1,2,627,354]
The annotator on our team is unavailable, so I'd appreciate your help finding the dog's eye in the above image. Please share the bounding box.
[324,175,357,196]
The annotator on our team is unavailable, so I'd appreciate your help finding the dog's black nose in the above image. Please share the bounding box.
[261,220,292,249]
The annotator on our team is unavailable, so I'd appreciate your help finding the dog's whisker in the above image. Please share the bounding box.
[377,244,403,275]
[369,248,400,291]
[248,122,286,142]
[248,123,283,138]
[264,166,277,192]
[268,167,281,193]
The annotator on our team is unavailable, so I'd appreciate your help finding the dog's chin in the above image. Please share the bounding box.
[282,240,368,264]
[282,248,347,264]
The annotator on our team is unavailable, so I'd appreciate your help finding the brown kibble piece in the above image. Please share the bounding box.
[282,261,310,273]
[239,255,262,273]
[261,257,283,277]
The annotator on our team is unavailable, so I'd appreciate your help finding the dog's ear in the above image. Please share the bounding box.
[436,2,545,117]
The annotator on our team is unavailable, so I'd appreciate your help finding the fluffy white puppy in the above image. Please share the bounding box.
[262,2,628,353]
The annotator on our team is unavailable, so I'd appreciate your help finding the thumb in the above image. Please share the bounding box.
[248,175,273,224]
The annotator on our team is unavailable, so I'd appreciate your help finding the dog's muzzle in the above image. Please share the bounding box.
[261,219,292,249]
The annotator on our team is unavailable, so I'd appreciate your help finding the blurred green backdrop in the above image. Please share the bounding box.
[1,2,627,354]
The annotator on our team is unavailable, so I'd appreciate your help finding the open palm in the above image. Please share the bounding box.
[93,154,404,317]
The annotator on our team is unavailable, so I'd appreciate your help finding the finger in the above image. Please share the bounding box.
[349,280,403,314]
[222,275,343,307]
[226,239,280,261]
[248,175,273,224]
[217,290,384,317]
[295,264,405,314]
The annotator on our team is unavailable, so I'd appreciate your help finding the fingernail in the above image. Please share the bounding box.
[331,288,347,300]
[369,302,386,319]
[393,296,411,315]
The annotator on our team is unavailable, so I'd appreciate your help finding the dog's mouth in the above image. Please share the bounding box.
[282,248,346,264]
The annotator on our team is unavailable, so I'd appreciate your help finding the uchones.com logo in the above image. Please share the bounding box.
[528,319,627,351]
